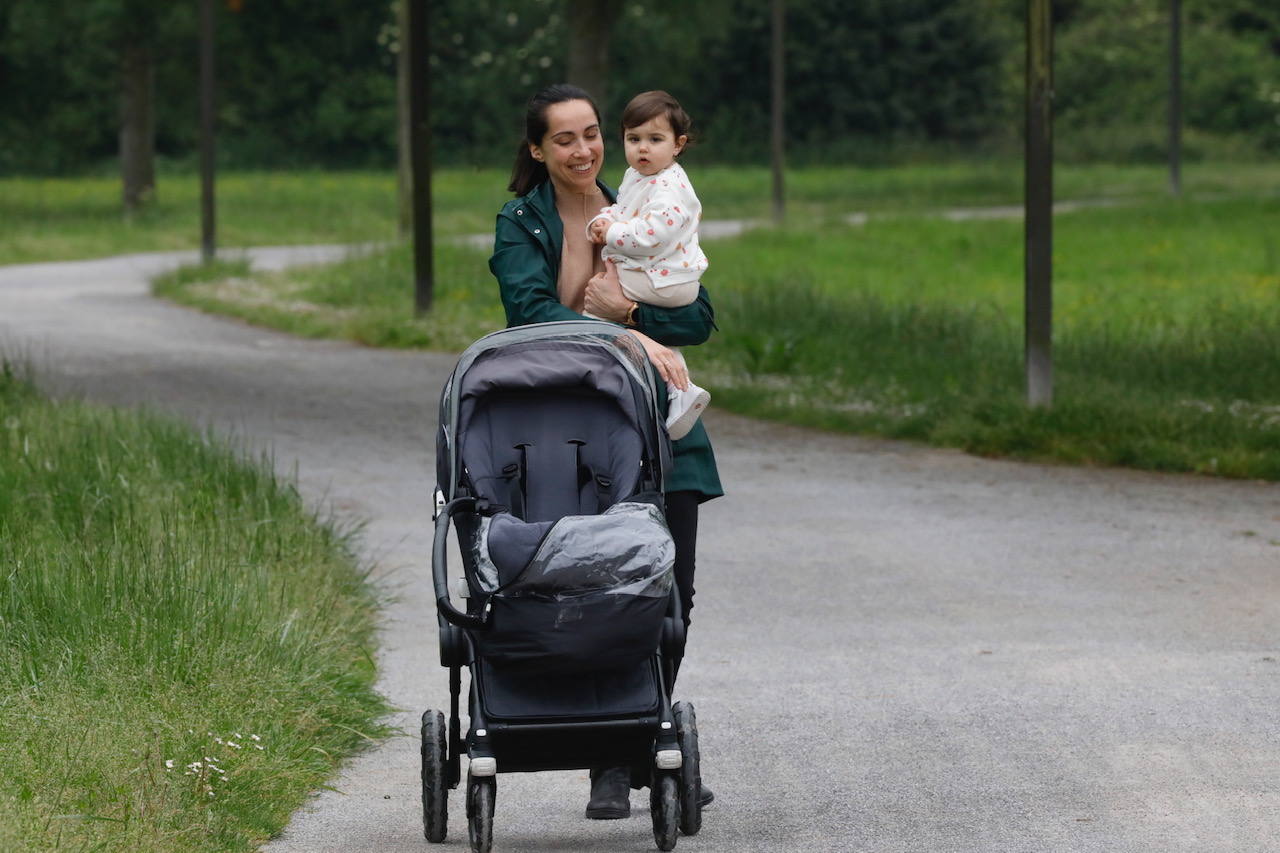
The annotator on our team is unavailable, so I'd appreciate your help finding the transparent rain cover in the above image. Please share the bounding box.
[472,501,674,601]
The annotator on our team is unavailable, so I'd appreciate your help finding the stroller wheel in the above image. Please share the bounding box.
[420,710,448,843]
[673,701,702,836]
[467,771,495,853]
[650,771,680,851]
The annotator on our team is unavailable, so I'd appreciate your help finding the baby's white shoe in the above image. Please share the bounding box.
[665,383,711,441]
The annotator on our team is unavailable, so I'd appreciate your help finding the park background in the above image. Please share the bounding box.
[2,1,1280,850]
[3,0,1278,476]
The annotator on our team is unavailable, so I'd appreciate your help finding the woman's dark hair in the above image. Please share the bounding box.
[507,83,602,195]
[619,90,694,153]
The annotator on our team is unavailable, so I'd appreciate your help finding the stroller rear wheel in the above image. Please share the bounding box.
[467,771,495,853]
[420,710,448,842]
[650,771,680,851]
[673,701,702,836]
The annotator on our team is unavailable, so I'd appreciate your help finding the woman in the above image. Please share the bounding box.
[488,83,721,820]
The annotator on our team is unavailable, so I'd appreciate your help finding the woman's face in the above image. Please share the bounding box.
[531,99,604,194]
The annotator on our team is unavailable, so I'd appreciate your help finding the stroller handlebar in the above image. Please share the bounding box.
[433,496,489,630]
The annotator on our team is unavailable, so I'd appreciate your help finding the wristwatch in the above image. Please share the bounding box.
[624,301,639,327]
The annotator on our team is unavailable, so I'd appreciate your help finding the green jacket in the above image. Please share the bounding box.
[489,179,723,502]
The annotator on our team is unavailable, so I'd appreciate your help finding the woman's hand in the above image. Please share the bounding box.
[583,260,632,323]
[628,330,690,391]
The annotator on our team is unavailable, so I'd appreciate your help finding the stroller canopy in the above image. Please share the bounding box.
[437,321,670,513]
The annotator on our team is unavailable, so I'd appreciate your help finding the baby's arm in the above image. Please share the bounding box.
[603,188,694,262]
[586,203,623,244]
[587,216,611,244]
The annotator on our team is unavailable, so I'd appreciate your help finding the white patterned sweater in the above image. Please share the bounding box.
[588,162,710,289]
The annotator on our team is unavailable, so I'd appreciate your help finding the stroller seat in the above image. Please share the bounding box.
[464,388,644,522]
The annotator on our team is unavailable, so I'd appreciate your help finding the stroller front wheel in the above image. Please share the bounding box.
[420,710,448,843]
[650,771,680,851]
[673,701,702,836]
[467,772,495,853]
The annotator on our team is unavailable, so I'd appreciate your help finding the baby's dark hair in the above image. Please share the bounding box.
[619,90,694,152]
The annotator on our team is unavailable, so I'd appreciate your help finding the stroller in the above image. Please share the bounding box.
[423,321,703,852]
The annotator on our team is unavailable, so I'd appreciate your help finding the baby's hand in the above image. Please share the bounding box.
[588,218,611,244]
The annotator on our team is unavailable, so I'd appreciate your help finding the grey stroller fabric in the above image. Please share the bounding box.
[435,322,676,673]
[474,501,675,599]
[437,322,668,504]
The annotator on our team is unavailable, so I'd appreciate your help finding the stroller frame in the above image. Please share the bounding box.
[422,322,703,852]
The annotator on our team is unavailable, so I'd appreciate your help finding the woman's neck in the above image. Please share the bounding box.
[553,182,603,221]
[552,175,601,196]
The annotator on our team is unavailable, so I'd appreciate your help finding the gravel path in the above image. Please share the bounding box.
[3,249,1278,852]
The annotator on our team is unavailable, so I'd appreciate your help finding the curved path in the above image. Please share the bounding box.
[2,249,1278,852]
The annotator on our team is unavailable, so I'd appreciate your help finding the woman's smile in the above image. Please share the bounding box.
[534,99,605,193]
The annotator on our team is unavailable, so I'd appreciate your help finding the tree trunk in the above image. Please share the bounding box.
[770,0,786,224]
[396,0,412,237]
[120,37,156,214]
[565,0,619,103]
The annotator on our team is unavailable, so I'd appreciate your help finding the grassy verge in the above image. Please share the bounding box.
[0,362,387,851]
[154,243,505,352]
[5,161,1280,265]
[156,193,1280,480]
[701,194,1280,477]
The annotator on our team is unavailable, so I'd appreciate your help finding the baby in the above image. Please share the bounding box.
[587,90,711,440]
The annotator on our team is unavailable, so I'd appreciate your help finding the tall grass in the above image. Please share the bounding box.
[699,196,1280,476]
[0,363,387,851]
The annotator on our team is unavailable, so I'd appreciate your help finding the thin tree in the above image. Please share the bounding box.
[407,0,434,313]
[1025,0,1053,407]
[198,0,216,262]
[1169,0,1182,195]
[565,0,619,102]
[397,0,412,237]
[770,0,786,224]
[119,5,156,215]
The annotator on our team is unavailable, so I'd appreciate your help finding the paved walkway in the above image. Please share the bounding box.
[2,249,1279,852]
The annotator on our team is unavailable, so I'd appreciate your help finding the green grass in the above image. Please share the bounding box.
[5,161,1279,265]
[699,195,1280,476]
[154,242,505,352]
[0,171,397,265]
[9,164,1280,479]
[0,362,388,851]
[156,191,1280,480]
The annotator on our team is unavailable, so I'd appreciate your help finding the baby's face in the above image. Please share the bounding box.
[623,115,686,176]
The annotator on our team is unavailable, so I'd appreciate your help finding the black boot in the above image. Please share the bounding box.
[585,766,631,819]
[699,784,715,807]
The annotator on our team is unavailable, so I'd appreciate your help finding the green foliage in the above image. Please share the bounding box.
[214,0,398,168]
[2,0,1279,173]
[0,0,197,172]
[1050,0,1280,159]
[429,0,569,163]
[0,367,387,850]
